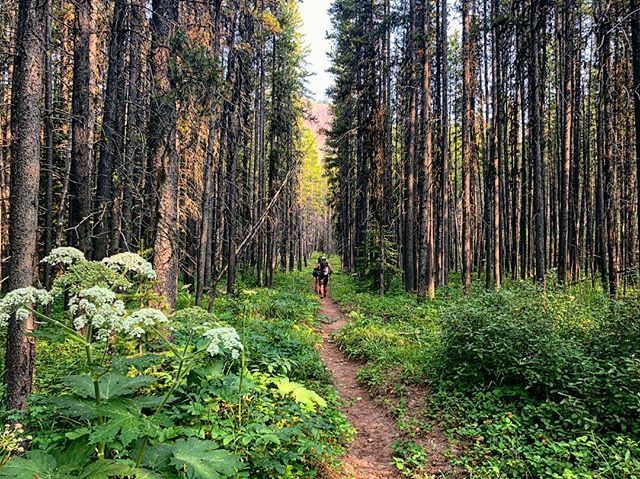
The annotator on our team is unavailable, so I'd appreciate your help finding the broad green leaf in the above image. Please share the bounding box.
[0,451,59,478]
[132,395,165,410]
[65,427,90,440]
[54,440,94,470]
[170,438,239,479]
[271,377,327,411]
[131,468,165,479]
[46,396,98,420]
[79,460,134,479]
[141,443,173,473]
[0,454,134,478]
[64,373,155,400]
[89,401,162,446]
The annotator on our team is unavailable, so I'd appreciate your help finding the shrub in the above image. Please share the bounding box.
[0,258,352,478]
[434,286,593,396]
[331,267,640,478]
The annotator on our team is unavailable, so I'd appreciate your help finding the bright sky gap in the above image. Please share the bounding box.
[300,0,333,102]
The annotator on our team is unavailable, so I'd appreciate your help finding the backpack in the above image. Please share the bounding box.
[319,260,329,277]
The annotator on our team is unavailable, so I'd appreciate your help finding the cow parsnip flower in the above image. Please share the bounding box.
[69,286,125,341]
[203,327,243,360]
[50,260,132,298]
[102,252,156,280]
[41,247,86,267]
[121,308,168,338]
[0,287,53,327]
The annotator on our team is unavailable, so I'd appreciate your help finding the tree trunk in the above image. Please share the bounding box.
[69,0,97,256]
[490,0,501,289]
[530,0,546,285]
[558,0,575,285]
[150,0,180,308]
[5,0,45,411]
[42,0,54,288]
[595,8,619,298]
[418,0,435,300]
[122,0,146,250]
[94,0,127,258]
[403,0,417,291]
[439,0,449,286]
[461,0,476,295]
[631,0,640,260]
[196,119,216,305]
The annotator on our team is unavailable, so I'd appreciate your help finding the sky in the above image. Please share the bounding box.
[299,1,334,103]
[298,1,461,103]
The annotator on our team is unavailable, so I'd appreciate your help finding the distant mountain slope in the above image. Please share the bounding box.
[304,102,331,156]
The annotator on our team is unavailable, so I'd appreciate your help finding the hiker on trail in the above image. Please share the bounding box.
[312,257,322,294]
[314,256,332,299]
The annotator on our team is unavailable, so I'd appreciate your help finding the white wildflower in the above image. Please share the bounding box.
[203,327,243,360]
[69,286,125,341]
[41,247,86,267]
[121,308,168,338]
[0,287,53,327]
[102,252,156,280]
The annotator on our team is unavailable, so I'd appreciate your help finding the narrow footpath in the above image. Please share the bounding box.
[318,296,401,479]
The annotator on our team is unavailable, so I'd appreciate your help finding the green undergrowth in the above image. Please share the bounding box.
[0,264,353,478]
[331,269,640,478]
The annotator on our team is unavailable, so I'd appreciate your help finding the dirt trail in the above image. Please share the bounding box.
[318,296,401,479]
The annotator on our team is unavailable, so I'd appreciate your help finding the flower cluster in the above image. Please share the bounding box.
[41,246,86,267]
[102,252,156,280]
[69,286,125,341]
[121,308,169,338]
[0,287,53,327]
[51,261,132,297]
[203,327,243,360]
[0,423,32,466]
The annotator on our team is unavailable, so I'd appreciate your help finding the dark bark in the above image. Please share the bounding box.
[69,0,96,256]
[631,0,640,258]
[122,0,146,249]
[5,0,45,411]
[530,0,546,285]
[94,0,127,258]
[196,119,216,306]
[558,0,575,285]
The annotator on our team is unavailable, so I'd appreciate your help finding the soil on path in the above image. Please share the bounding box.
[318,296,401,479]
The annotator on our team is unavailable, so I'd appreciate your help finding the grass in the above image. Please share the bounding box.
[330,267,640,478]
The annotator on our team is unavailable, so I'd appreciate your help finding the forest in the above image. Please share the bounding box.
[0,0,640,477]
